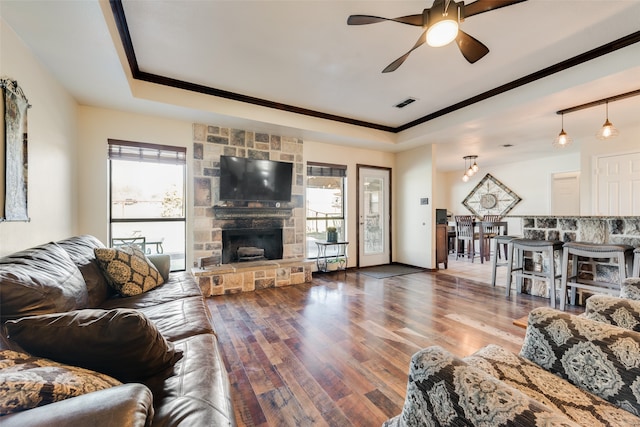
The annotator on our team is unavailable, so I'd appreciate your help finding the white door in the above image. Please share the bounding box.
[358,166,390,267]
[552,172,580,215]
[595,152,640,215]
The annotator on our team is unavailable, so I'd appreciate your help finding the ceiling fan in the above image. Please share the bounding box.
[347,0,527,72]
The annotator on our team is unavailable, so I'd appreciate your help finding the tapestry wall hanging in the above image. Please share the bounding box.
[1,78,30,222]
[462,173,521,217]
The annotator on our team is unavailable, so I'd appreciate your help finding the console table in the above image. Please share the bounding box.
[315,241,348,273]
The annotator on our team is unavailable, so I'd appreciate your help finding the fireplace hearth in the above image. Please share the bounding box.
[222,228,283,264]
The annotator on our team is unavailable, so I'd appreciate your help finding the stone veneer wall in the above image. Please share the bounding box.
[191,123,305,266]
[511,216,640,299]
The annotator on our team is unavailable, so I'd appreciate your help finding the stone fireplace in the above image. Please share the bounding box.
[191,123,311,295]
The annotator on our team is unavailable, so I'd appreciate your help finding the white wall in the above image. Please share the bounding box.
[0,19,78,256]
[303,140,395,267]
[76,106,193,260]
[443,151,581,217]
[395,144,435,268]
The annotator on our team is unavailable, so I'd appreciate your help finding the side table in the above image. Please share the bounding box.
[315,241,349,273]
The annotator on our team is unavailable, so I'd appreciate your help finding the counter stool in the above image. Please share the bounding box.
[634,248,640,277]
[491,235,518,288]
[559,242,634,311]
[506,239,564,308]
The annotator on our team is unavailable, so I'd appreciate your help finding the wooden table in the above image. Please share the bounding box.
[478,221,509,263]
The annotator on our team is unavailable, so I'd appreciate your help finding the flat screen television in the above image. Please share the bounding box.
[219,155,293,202]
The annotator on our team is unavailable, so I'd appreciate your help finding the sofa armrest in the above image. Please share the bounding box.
[583,294,640,331]
[147,254,171,282]
[620,277,640,300]
[0,383,154,427]
[521,307,640,416]
[385,346,578,427]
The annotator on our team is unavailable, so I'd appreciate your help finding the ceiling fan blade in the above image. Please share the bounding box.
[347,14,423,26]
[455,30,489,63]
[463,0,527,18]
[382,30,427,73]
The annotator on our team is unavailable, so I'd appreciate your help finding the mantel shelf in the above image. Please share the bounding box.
[213,205,293,219]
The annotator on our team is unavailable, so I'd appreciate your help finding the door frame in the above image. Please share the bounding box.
[356,164,392,267]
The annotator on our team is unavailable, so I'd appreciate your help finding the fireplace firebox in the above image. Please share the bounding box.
[221,228,283,264]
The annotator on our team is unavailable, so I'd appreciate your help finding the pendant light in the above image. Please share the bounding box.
[461,155,478,182]
[552,113,573,148]
[596,101,619,140]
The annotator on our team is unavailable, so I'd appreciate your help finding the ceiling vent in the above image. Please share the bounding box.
[394,98,417,109]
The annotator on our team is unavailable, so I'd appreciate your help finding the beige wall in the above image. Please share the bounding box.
[396,144,436,268]
[0,19,78,256]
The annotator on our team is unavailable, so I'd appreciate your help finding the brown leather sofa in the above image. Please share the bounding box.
[0,235,236,427]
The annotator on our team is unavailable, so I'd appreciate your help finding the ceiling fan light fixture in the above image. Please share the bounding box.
[426,18,459,47]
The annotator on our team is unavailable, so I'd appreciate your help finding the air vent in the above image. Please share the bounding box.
[394,98,417,108]
[502,144,514,148]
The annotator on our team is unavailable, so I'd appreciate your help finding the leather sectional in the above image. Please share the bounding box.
[0,235,235,426]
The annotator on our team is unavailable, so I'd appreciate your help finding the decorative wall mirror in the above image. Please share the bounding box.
[1,78,30,222]
[462,173,521,217]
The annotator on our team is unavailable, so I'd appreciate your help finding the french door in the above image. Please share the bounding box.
[357,165,391,267]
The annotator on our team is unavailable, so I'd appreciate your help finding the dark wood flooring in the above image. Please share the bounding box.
[206,266,582,427]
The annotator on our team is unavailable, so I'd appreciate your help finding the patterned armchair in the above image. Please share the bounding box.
[385,290,640,426]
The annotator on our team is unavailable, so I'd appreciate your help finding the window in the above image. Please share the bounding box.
[306,162,346,258]
[108,139,186,271]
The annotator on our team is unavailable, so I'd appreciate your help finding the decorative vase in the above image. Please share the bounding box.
[327,230,338,242]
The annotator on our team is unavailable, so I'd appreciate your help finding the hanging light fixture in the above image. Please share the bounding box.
[461,155,478,182]
[552,113,573,148]
[596,101,619,140]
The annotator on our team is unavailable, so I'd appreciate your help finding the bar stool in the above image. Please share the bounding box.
[506,239,564,308]
[491,235,518,288]
[634,248,640,277]
[559,242,634,310]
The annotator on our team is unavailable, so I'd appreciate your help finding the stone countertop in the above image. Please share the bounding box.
[506,215,640,219]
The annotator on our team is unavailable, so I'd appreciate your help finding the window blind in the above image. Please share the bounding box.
[108,139,186,165]
[307,162,347,177]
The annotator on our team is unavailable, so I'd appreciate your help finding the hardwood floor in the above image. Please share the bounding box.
[206,258,583,427]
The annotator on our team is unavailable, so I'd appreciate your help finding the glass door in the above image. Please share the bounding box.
[358,166,390,267]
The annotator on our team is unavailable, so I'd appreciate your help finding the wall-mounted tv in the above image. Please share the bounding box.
[219,156,293,202]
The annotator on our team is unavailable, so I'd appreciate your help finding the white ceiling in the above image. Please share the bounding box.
[2,0,640,172]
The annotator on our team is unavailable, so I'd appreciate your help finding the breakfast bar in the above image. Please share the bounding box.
[501,215,640,301]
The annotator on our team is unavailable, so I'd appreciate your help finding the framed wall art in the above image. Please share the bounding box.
[462,173,521,218]
[1,77,30,222]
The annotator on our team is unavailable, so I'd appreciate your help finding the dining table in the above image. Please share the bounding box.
[449,220,509,263]
[478,221,509,263]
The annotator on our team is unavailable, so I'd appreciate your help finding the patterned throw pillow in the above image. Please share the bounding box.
[94,245,164,296]
[0,350,121,416]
